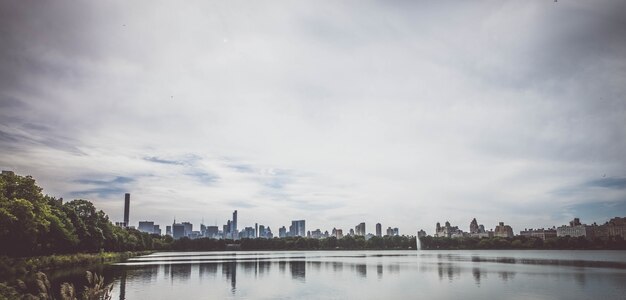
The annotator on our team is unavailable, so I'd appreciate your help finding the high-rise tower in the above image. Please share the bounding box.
[232,210,238,239]
[124,193,130,227]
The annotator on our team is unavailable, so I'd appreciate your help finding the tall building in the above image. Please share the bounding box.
[290,220,306,237]
[166,225,172,236]
[386,227,394,236]
[205,226,219,238]
[469,218,479,234]
[138,221,155,234]
[173,223,185,239]
[355,223,366,236]
[376,223,382,237]
[182,222,193,237]
[435,221,464,238]
[494,222,514,238]
[259,225,266,238]
[279,226,287,238]
[393,228,399,236]
[556,218,595,238]
[605,217,626,238]
[153,225,161,235]
[520,228,557,240]
[417,229,427,238]
[255,223,259,238]
[123,193,130,227]
[232,210,238,240]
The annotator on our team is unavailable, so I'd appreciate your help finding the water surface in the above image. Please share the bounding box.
[51,250,626,299]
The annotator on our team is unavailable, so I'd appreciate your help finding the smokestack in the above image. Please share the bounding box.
[124,193,130,227]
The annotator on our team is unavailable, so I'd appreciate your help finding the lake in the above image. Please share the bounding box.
[49,250,626,299]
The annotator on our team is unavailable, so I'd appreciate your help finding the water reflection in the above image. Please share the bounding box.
[199,263,218,278]
[472,267,481,286]
[498,271,515,281]
[69,251,626,299]
[437,263,461,282]
[290,261,306,281]
[118,271,126,300]
[355,264,367,278]
[222,261,237,292]
[171,264,192,281]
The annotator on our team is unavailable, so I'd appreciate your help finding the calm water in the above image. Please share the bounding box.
[49,250,626,299]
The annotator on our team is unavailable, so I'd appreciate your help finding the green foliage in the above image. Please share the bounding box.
[0,172,170,257]
[0,271,112,300]
[419,235,626,250]
[170,235,416,251]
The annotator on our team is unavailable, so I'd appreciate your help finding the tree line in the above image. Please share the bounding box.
[170,235,417,251]
[419,235,626,250]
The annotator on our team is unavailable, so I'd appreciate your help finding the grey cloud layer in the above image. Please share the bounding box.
[1,1,625,233]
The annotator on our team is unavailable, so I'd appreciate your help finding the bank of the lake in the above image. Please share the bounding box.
[0,251,151,281]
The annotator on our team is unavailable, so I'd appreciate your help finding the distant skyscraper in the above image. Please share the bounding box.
[376,223,382,237]
[290,220,305,237]
[255,223,259,238]
[166,225,172,236]
[153,225,161,235]
[138,221,155,234]
[182,222,193,236]
[173,223,185,239]
[355,223,366,236]
[470,218,479,234]
[205,226,219,238]
[279,226,287,238]
[123,193,130,227]
[232,210,238,240]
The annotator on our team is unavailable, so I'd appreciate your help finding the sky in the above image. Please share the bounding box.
[1,0,625,235]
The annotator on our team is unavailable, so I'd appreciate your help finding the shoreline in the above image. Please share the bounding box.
[0,251,152,282]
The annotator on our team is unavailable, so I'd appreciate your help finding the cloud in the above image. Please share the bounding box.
[71,176,135,198]
[144,156,184,165]
[0,0,625,234]
[585,177,626,190]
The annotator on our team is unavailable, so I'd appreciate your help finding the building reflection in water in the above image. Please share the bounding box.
[199,263,218,279]
[258,261,271,278]
[377,264,383,280]
[170,264,192,281]
[222,262,237,293]
[308,261,322,274]
[574,272,586,287]
[279,261,287,275]
[355,264,367,278]
[332,261,343,273]
[289,261,306,281]
[498,271,515,281]
[472,267,481,286]
[387,263,399,274]
[163,264,170,280]
[118,270,126,300]
[437,263,460,282]
[138,265,159,283]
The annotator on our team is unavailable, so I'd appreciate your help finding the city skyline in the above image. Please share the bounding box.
[119,191,622,240]
[1,1,625,234]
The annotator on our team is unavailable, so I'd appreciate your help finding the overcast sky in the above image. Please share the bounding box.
[1,1,625,235]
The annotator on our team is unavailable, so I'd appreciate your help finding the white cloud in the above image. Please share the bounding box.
[1,0,625,235]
